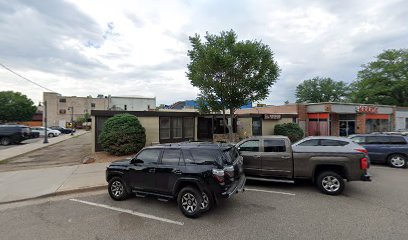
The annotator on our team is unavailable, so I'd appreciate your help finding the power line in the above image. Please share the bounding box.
[0,62,57,93]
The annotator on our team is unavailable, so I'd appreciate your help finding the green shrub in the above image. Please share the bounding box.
[99,114,146,156]
[274,123,304,142]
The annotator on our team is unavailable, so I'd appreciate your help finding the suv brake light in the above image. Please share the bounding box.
[212,169,225,183]
[355,148,368,155]
[360,157,368,170]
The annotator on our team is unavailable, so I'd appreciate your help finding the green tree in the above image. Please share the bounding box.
[0,91,36,123]
[187,30,280,139]
[295,77,350,103]
[99,114,146,156]
[350,49,408,106]
[274,123,304,142]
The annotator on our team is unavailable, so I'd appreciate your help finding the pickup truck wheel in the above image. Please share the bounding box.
[388,154,407,168]
[316,171,345,196]
[108,177,129,201]
[200,190,214,213]
[177,186,203,218]
[0,137,11,146]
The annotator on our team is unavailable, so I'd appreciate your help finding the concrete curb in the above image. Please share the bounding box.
[0,131,89,163]
[0,184,107,205]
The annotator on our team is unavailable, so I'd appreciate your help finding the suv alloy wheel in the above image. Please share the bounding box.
[177,186,203,218]
[0,137,10,146]
[108,177,129,200]
[48,133,55,137]
[200,190,214,213]
[316,171,345,195]
[388,154,407,168]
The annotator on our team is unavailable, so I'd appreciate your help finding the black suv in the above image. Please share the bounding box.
[106,142,246,218]
[0,125,30,145]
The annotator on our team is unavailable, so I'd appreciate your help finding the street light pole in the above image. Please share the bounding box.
[69,106,74,135]
[43,101,49,144]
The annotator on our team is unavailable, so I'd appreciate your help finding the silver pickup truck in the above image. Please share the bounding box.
[236,136,371,195]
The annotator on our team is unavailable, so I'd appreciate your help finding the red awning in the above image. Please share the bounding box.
[307,113,329,119]
[366,114,389,120]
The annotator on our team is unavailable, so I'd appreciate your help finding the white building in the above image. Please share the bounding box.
[108,96,156,111]
[395,107,408,130]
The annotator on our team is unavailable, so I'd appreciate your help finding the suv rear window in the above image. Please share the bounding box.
[298,139,319,146]
[366,136,390,144]
[388,136,407,144]
[189,149,219,165]
[320,139,349,146]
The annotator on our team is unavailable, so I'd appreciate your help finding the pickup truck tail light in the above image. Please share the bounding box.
[360,157,368,170]
[355,148,368,155]
[212,169,225,183]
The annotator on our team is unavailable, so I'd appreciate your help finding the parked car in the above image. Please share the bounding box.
[28,131,40,139]
[30,127,61,137]
[106,142,246,218]
[349,134,408,168]
[50,126,75,134]
[0,124,30,145]
[236,136,370,195]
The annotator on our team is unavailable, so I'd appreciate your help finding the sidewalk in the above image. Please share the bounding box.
[0,130,88,162]
[0,162,108,204]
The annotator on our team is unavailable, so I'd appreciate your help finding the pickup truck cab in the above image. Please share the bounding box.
[236,136,371,195]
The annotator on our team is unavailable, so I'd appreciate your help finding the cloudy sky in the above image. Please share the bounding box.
[0,0,407,106]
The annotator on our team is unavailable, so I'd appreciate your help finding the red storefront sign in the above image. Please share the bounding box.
[356,105,378,113]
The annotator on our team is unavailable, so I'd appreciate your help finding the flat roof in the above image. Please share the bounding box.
[305,102,396,107]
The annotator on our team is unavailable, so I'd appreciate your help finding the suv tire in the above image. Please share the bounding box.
[108,177,129,201]
[48,133,55,137]
[316,171,345,195]
[177,186,203,218]
[201,190,214,213]
[0,137,11,146]
[388,154,407,168]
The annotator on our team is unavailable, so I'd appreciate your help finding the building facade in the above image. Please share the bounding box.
[395,107,408,130]
[43,93,157,127]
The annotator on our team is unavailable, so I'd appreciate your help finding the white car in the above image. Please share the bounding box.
[30,127,61,137]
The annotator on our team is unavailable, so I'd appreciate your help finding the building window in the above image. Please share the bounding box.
[59,109,66,114]
[366,119,390,133]
[91,103,96,108]
[160,117,170,139]
[124,105,127,110]
[59,98,66,103]
[252,117,262,136]
[172,117,183,138]
[184,117,194,139]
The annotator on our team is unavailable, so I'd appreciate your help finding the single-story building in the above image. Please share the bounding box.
[395,107,408,131]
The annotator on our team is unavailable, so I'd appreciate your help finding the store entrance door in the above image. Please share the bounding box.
[339,120,355,136]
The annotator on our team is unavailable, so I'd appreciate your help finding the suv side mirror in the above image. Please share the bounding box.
[131,158,144,164]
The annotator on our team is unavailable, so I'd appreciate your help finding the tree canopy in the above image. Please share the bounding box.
[295,77,349,103]
[0,91,37,123]
[187,30,280,134]
[350,49,408,106]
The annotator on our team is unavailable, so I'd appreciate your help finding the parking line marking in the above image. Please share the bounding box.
[69,199,184,226]
[245,188,296,196]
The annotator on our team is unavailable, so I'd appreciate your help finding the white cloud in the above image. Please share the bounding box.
[0,0,407,106]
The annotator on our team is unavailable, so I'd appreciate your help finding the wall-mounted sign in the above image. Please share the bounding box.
[264,114,281,120]
[356,105,378,113]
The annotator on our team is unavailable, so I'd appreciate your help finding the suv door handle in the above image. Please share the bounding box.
[255,155,261,158]
[148,168,156,173]
[172,169,182,174]
[281,156,291,159]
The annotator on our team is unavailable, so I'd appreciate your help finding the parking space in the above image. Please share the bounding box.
[1,166,408,240]
[0,138,42,150]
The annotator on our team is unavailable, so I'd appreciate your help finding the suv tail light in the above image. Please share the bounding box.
[212,169,225,183]
[355,148,368,155]
[223,165,235,178]
[360,157,368,170]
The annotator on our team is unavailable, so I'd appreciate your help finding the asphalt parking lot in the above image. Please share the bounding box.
[0,138,42,150]
[1,165,408,240]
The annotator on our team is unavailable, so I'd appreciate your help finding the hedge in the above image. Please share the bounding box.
[274,123,304,142]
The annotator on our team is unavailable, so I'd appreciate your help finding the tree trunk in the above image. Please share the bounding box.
[222,108,227,134]
[228,108,235,142]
